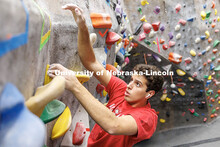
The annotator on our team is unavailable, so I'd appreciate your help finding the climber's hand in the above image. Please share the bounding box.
[48,64,80,91]
[62,4,86,29]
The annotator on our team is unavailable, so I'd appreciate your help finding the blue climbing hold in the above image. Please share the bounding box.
[202,50,206,55]
[184,43,187,47]
[119,47,126,55]
[200,36,206,40]
[203,4,206,9]
[123,32,127,38]
[105,46,108,54]
[198,66,202,71]
[187,17,194,22]
[210,63,215,70]
[0,83,46,147]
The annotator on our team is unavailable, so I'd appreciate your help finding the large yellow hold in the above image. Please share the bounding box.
[178,88,185,96]
[51,107,72,140]
[201,11,206,20]
[176,69,186,76]
[141,0,149,6]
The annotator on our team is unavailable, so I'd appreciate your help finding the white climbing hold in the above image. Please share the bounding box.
[195,37,201,43]
[206,46,211,52]
[175,24,181,31]
[176,33,181,40]
[149,30,156,38]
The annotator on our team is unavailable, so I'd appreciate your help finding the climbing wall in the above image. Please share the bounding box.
[122,0,220,130]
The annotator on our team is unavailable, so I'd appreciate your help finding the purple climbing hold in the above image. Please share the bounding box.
[168,32,174,40]
[115,4,122,14]
[154,6,160,14]
[152,54,161,62]
[160,25,165,32]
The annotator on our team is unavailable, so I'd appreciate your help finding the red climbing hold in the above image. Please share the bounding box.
[178,19,187,26]
[96,83,105,97]
[162,44,168,50]
[152,22,161,31]
[143,23,152,34]
[175,4,181,13]
[160,39,165,44]
[105,32,121,45]
[72,122,86,145]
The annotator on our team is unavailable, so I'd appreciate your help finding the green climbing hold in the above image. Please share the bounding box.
[125,52,131,57]
[138,7,142,15]
[204,75,208,79]
[213,40,220,48]
[211,57,216,61]
[215,94,219,99]
[144,39,151,46]
[209,19,212,24]
[206,89,213,96]
[206,11,211,18]
[212,109,216,114]
[40,99,66,124]
[193,112,199,117]
[214,65,220,71]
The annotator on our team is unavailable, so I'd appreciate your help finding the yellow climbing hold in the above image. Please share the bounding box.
[76,74,90,84]
[208,75,212,80]
[141,0,149,6]
[51,106,72,140]
[176,69,186,76]
[178,88,185,96]
[160,119,166,123]
[44,64,52,85]
[205,31,210,39]
[215,9,217,15]
[166,97,171,102]
[140,15,147,22]
[103,89,108,97]
[160,93,167,101]
[133,53,140,56]
[153,41,157,44]
[201,11,206,20]
[114,62,118,68]
[219,101,220,104]
[129,36,134,41]
[188,77,194,81]
[190,50,196,56]
[217,17,220,22]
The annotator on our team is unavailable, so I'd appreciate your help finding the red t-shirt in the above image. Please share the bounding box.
[88,76,158,147]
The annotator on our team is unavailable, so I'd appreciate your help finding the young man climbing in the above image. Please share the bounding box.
[48,4,164,147]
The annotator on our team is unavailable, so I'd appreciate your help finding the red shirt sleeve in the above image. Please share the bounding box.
[105,76,127,103]
[128,109,158,142]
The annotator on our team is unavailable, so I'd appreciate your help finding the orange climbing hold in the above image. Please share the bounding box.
[160,39,165,44]
[212,1,216,9]
[212,23,216,28]
[90,13,112,28]
[208,38,212,43]
[106,64,119,75]
[168,52,182,64]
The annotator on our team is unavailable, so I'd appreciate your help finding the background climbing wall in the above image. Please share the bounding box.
[123,0,220,130]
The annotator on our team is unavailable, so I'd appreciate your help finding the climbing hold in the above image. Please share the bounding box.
[211,23,216,28]
[152,22,161,31]
[203,4,207,9]
[140,15,147,22]
[169,41,175,47]
[143,23,152,34]
[72,122,86,145]
[176,33,181,40]
[175,4,181,13]
[133,22,143,35]
[193,112,199,117]
[176,82,186,87]
[153,41,157,44]
[160,119,166,123]
[162,44,168,50]
[206,46,211,52]
[170,84,176,89]
[168,52,182,64]
[178,19,187,25]
[138,32,146,41]
[205,31,210,38]
[51,106,72,140]
[152,54,161,62]
[214,65,220,71]
[106,32,121,45]
[201,11,206,20]
[160,39,165,44]
[190,50,196,56]
[215,29,219,33]
[144,39,151,46]
[138,7,142,14]
[90,13,112,28]
[178,88,185,96]
[96,84,105,97]
[200,36,206,40]
[187,17,194,22]
[206,11,211,18]
[208,38,212,43]
[168,32,174,40]
[207,59,212,63]
[213,40,220,48]
[208,75,212,80]
[215,9,217,15]
[176,69,186,76]
[184,57,192,64]
[166,97,171,102]
[195,37,201,43]
[154,6,160,14]
[175,24,181,31]
[213,49,218,54]
[188,77,194,81]
[40,100,66,124]
[192,72,198,78]
[149,30,156,38]
[211,1,215,9]
[210,63,215,70]
[160,25,165,32]
[141,0,149,6]
[160,93,167,101]
[124,57,130,64]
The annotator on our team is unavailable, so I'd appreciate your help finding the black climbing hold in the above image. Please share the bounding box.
[133,22,143,35]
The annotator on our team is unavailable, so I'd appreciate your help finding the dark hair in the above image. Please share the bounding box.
[133,64,164,93]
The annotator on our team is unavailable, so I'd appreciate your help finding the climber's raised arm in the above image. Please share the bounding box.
[62,4,111,87]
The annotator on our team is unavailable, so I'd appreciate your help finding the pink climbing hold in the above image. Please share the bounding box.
[175,4,181,13]
[188,108,195,114]
[192,72,198,78]
[105,32,121,45]
[139,32,146,41]
[178,19,187,26]
[184,57,192,65]
[143,23,152,34]
[169,41,175,47]
[152,22,161,31]
[72,122,86,145]
[124,57,130,64]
